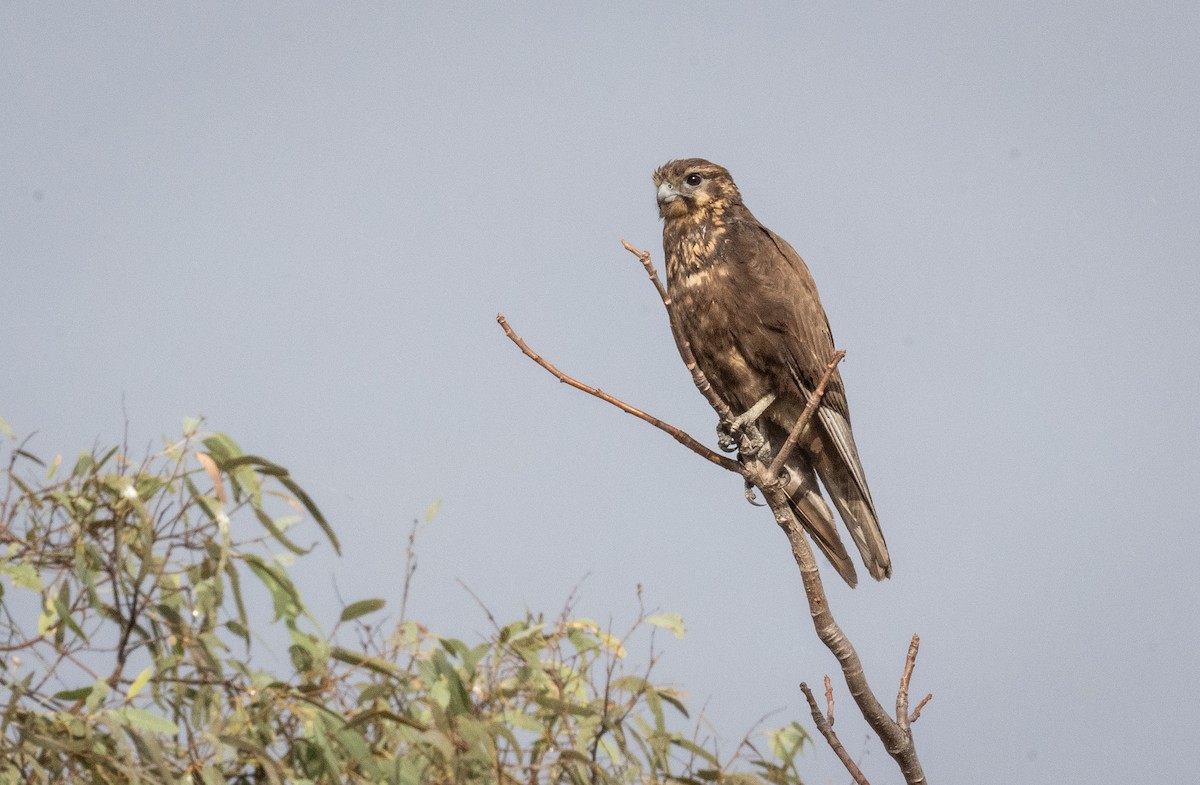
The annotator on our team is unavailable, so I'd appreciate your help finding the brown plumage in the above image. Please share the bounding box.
[653,158,890,587]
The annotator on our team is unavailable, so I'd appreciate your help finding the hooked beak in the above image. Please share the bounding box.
[656,182,681,205]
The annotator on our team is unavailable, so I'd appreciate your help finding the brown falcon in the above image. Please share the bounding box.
[653,158,890,587]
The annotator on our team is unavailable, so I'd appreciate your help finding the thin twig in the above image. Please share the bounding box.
[622,239,670,304]
[398,517,421,625]
[910,693,934,724]
[897,635,933,725]
[620,241,740,426]
[824,674,835,724]
[897,633,920,732]
[765,350,845,481]
[496,313,740,473]
[800,681,870,785]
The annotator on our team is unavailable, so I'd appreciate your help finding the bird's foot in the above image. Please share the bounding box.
[717,422,738,452]
[718,393,776,454]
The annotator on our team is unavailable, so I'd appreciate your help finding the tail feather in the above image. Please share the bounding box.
[812,409,891,581]
[781,464,859,587]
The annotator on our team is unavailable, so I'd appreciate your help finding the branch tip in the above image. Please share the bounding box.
[910,693,933,724]
[801,680,869,785]
[495,314,740,473]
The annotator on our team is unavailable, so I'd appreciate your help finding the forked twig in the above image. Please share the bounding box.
[898,633,934,729]
[800,679,869,785]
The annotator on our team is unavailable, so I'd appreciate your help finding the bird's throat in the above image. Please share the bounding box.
[663,207,729,281]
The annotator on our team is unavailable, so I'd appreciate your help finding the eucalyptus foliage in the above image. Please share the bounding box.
[0,419,808,784]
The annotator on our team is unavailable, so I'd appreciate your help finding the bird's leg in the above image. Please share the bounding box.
[717,393,776,453]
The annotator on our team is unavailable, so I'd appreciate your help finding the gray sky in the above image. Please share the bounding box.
[4,4,1199,782]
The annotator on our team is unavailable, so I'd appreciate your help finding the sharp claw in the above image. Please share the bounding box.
[744,480,766,506]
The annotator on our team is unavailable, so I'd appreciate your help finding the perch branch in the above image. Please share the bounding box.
[757,450,927,784]
[496,314,740,473]
[801,680,870,785]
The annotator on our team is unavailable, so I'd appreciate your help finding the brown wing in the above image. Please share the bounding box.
[725,214,892,581]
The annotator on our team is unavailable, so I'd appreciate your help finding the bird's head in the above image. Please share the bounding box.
[652,158,742,220]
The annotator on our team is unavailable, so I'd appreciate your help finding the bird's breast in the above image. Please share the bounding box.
[671,269,775,413]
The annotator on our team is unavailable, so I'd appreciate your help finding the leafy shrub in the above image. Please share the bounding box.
[0,419,808,784]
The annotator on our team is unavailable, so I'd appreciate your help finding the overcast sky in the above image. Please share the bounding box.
[4,4,1199,783]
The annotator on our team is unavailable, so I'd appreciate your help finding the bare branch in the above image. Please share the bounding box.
[621,239,670,304]
[754,449,927,784]
[801,680,870,785]
[897,633,920,731]
[897,633,933,725]
[496,313,740,473]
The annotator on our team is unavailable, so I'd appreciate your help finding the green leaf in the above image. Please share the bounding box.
[54,589,87,642]
[253,507,313,556]
[52,686,94,702]
[93,445,119,471]
[223,557,250,649]
[243,554,305,622]
[767,721,810,761]
[646,611,686,639]
[45,454,62,480]
[71,451,95,478]
[126,666,153,700]
[429,677,451,709]
[655,686,689,718]
[2,560,42,591]
[117,707,179,734]
[218,735,286,785]
[423,498,442,523]
[331,646,408,679]
[418,728,456,757]
[86,678,110,711]
[277,473,340,555]
[340,598,386,622]
[0,416,13,439]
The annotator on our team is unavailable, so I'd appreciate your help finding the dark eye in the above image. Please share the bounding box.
[684,173,703,187]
